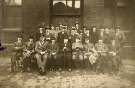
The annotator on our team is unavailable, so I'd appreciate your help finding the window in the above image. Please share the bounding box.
[52,0,81,15]
[4,0,22,6]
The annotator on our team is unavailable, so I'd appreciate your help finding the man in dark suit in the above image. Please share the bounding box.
[75,23,81,34]
[90,27,99,44]
[63,38,72,71]
[57,26,69,47]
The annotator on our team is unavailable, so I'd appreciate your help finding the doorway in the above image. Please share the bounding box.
[49,0,84,27]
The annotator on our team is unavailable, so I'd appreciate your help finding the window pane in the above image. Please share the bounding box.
[4,0,22,5]
[67,1,72,7]
[75,1,80,8]
[52,0,81,15]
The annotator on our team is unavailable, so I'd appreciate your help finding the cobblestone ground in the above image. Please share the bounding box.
[0,57,135,88]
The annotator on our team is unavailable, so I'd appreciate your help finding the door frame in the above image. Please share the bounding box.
[49,0,84,28]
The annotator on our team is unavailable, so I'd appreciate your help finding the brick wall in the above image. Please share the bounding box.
[3,6,22,28]
[84,0,104,28]
[0,0,2,29]
[23,0,49,32]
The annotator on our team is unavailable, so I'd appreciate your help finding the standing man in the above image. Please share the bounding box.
[35,28,45,41]
[35,35,50,75]
[90,27,99,44]
[108,39,121,72]
[75,23,81,34]
[98,28,105,43]
[57,26,70,71]
[57,26,68,48]
[104,27,112,45]
[115,26,125,49]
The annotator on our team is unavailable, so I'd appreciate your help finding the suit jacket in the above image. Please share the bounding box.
[57,32,68,46]
[72,42,84,52]
[90,31,99,44]
[35,40,49,53]
[84,43,94,53]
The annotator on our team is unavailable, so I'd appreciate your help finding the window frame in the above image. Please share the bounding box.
[50,0,83,16]
[4,0,22,6]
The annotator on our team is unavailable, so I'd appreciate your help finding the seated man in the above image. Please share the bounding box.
[23,36,35,72]
[84,38,98,69]
[48,38,59,70]
[72,38,84,68]
[35,35,50,75]
[95,39,109,73]
[11,35,24,72]
[95,39,108,56]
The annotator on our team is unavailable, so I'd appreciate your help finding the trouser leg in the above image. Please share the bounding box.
[35,54,42,69]
[65,53,72,69]
[42,54,48,72]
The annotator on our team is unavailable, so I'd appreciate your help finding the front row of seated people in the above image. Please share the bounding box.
[11,27,123,75]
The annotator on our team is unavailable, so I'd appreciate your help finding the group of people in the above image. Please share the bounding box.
[11,23,125,75]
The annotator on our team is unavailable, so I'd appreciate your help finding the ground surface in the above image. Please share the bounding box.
[0,56,135,88]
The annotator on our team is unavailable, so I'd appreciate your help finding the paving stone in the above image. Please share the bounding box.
[0,58,135,88]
